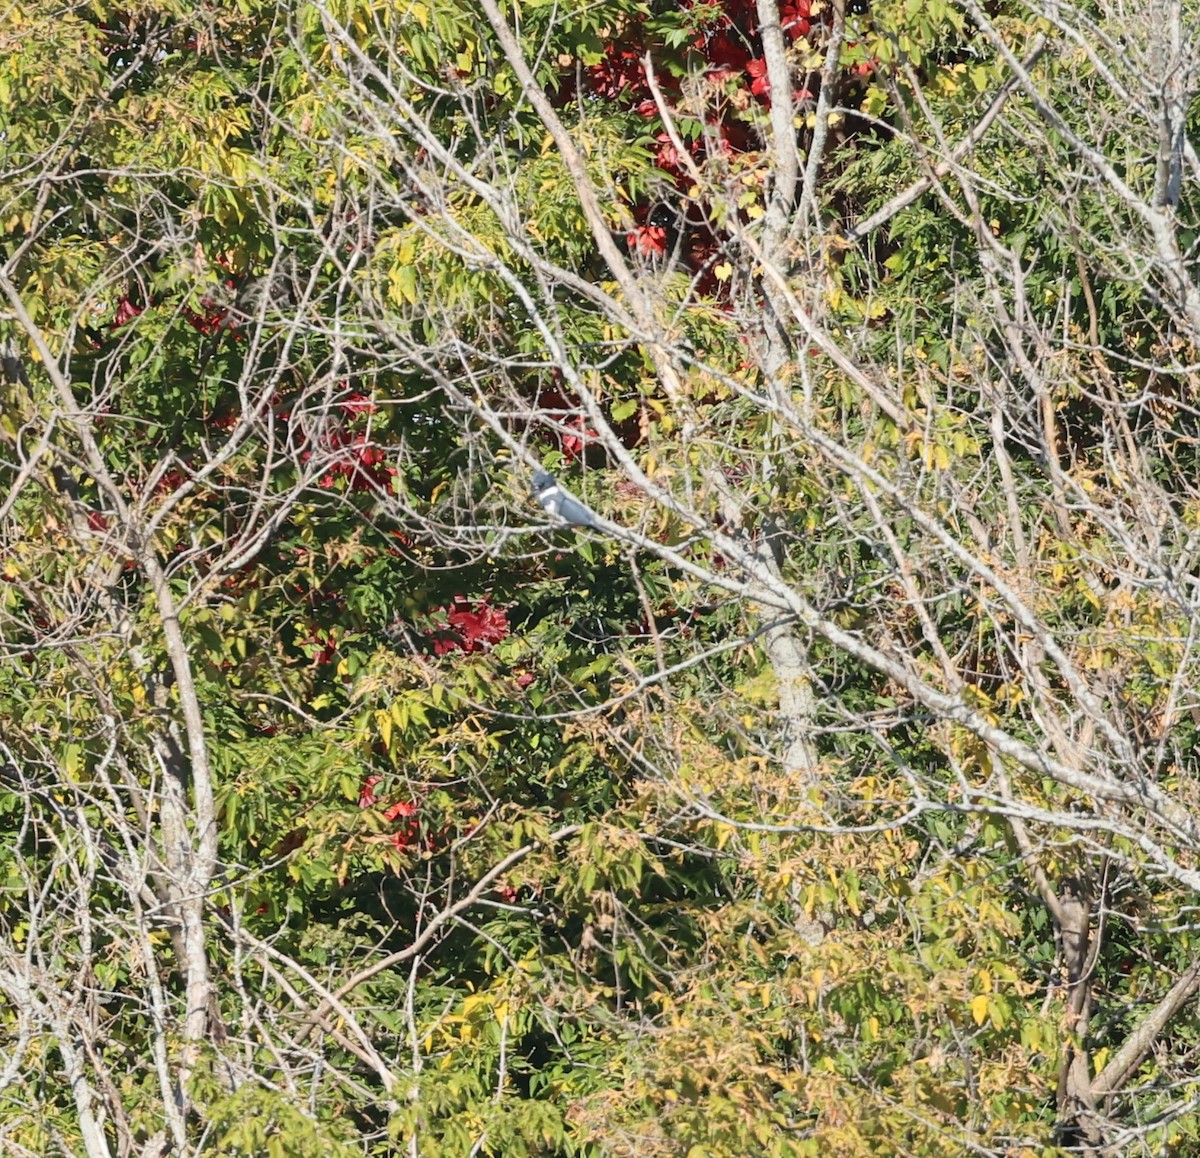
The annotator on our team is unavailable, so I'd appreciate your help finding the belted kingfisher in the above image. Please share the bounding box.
[531,470,602,529]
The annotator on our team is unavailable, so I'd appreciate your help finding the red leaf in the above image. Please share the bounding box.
[110,296,143,329]
[746,58,770,97]
[628,225,668,256]
[445,598,509,652]
[383,800,418,822]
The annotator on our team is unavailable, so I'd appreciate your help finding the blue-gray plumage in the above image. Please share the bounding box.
[531,470,601,528]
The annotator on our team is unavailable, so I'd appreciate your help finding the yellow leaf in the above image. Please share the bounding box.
[390,263,418,305]
[970,994,989,1026]
[462,992,489,1017]
[375,708,393,751]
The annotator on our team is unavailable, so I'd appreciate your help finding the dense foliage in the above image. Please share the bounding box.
[4,1,1200,1155]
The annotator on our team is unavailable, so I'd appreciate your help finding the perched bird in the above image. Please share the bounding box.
[531,470,601,529]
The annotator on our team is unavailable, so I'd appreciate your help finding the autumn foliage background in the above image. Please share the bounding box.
[4,0,1200,1155]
